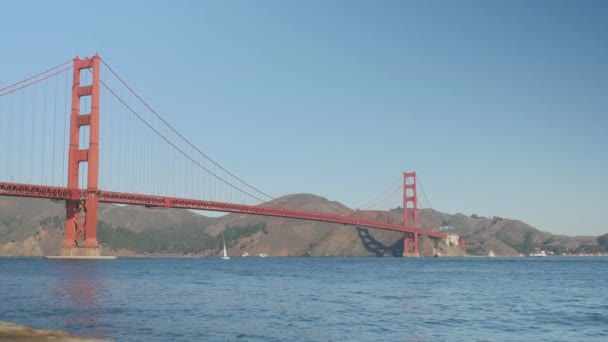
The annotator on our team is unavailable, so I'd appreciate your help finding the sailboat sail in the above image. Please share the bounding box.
[221,238,230,259]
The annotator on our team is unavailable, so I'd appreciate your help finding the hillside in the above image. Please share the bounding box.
[431,212,598,256]
[0,195,602,257]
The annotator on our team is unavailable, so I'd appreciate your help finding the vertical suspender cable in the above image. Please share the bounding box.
[62,69,68,187]
[148,107,151,193]
[138,105,141,192]
[166,133,169,196]
[42,79,47,184]
[134,113,138,192]
[103,86,108,189]
[0,96,4,180]
[129,107,133,192]
[0,96,2,179]
[197,157,201,199]
[417,175,433,209]
[101,59,274,202]
[6,93,11,180]
[6,94,12,178]
[126,107,130,192]
[122,94,127,192]
[142,115,145,193]
[30,84,36,182]
[171,137,175,197]
[19,88,25,181]
[103,85,108,190]
[116,91,121,191]
[52,72,58,185]
[112,87,116,190]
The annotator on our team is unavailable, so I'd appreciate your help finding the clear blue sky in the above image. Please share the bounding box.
[1,0,607,235]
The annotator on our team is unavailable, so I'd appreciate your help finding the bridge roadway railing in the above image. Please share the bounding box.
[0,182,447,239]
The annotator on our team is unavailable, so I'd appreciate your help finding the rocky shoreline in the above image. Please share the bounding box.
[0,321,106,341]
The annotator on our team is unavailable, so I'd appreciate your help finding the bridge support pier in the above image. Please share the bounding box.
[414,230,419,257]
[61,55,101,256]
[60,247,101,257]
[402,232,420,257]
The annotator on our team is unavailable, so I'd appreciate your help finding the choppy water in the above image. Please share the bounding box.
[0,257,607,341]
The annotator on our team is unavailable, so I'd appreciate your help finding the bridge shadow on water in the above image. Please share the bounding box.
[356,227,403,257]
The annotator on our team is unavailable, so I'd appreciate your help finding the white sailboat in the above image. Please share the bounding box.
[221,238,230,260]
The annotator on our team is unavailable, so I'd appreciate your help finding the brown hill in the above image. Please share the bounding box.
[0,196,215,256]
[0,194,601,257]
[0,197,64,243]
[98,204,216,232]
[206,194,350,257]
[426,212,597,256]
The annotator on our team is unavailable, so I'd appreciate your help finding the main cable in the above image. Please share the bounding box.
[417,175,433,209]
[99,79,267,203]
[0,66,72,97]
[355,174,402,210]
[99,59,274,201]
[0,59,71,93]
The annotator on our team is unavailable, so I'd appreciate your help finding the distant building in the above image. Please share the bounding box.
[446,234,459,246]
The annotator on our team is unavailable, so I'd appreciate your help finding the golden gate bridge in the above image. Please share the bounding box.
[0,55,464,257]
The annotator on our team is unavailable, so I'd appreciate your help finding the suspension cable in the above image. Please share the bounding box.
[355,174,402,209]
[99,59,274,201]
[100,79,267,203]
[417,175,433,209]
[360,185,402,210]
[0,66,72,97]
[0,59,71,93]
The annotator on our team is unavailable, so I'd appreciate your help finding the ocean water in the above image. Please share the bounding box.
[0,257,606,341]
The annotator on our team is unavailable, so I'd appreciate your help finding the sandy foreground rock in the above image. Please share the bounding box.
[0,321,107,341]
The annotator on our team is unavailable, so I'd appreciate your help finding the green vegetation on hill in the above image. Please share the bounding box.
[598,234,608,251]
[36,215,268,255]
[492,231,532,255]
[5,196,603,257]
[40,216,63,229]
[97,221,267,254]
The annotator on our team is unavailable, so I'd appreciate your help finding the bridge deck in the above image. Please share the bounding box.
[0,181,446,239]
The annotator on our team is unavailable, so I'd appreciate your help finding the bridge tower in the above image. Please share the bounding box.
[61,55,101,257]
[403,172,419,257]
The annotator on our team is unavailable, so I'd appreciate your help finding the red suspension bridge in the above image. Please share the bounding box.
[0,55,462,257]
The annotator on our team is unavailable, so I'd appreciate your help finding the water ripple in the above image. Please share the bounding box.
[0,257,607,341]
